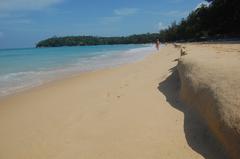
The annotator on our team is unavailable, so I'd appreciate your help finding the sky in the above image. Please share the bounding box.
[0,0,205,49]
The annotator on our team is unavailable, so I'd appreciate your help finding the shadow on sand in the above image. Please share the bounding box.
[158,66,228,159]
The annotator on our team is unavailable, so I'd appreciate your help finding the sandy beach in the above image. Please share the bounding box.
[0,43,238,159]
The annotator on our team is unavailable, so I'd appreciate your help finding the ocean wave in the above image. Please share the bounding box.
[0,45,156,97]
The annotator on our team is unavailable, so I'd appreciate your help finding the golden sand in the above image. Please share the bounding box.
[0,44,234,159]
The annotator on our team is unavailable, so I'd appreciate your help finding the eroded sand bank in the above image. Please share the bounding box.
[177,43,240,159]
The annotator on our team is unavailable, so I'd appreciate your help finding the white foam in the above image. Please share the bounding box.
[0,45,156,97]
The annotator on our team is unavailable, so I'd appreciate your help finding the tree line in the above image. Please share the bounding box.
[159,0,240,42]
[36,33,160,47]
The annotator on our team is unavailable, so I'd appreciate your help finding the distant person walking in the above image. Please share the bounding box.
[156,39,160,51]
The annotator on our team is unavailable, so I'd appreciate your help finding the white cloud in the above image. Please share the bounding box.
[0,0,63,25]
[195,1,210,10]
[157,22,167,30]
[100,7,138,25]
[144,10,189,18]
[114,8,138,16]
[0,0,63,12]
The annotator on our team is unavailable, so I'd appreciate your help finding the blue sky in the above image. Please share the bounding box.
[0,0,205,49]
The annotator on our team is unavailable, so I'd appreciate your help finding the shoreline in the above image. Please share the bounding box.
[0,43,233,159]
[0,52,155,101]
[0,45,155,99]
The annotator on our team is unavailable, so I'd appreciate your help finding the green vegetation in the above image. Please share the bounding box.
[36,0,240,47]
[36,33,160,47]
[159,0,240,42]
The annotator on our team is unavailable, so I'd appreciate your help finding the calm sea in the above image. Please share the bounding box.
[0,44,155,97]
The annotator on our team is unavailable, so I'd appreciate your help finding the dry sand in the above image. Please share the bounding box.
[0,44,233,159]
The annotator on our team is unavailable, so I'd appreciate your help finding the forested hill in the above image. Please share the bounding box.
[36,33,160,48]
[159,0,240,42]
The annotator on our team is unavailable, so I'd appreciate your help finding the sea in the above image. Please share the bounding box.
[0,44,155,97]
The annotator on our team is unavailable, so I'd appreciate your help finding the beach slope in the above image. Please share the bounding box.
[0,44,230,159]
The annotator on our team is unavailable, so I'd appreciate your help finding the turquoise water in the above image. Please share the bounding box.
[0,44,155,96]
